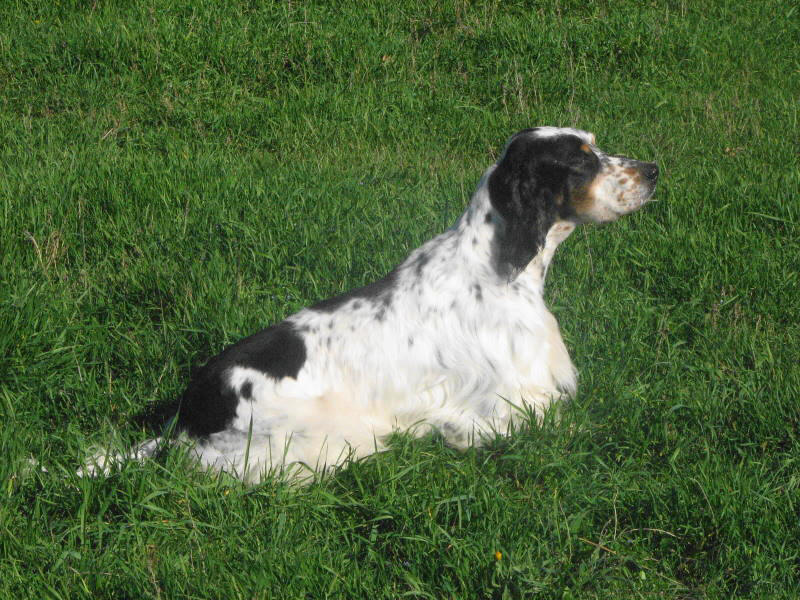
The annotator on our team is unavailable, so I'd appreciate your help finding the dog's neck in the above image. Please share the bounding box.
[527,220,577,281]
[455,170,577,290]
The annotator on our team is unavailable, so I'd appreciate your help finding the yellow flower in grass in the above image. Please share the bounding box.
[494,551,502,561]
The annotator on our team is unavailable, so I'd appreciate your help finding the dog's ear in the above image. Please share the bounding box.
[487,136,568,280]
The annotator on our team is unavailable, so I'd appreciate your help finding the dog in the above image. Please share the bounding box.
[83,127,658,482]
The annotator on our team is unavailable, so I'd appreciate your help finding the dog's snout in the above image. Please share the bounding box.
[642,162,659,182]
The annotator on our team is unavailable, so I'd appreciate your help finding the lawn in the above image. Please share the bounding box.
[1,0,799,597]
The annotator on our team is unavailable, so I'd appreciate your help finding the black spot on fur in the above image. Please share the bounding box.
[310,269,397,313]
[409,251,430,276]
[408,336,414,347]
[442,422,466,442]
[472,283,482,301]
[488,130,599,280]
[177,322,307,438]
[240,381,253,400]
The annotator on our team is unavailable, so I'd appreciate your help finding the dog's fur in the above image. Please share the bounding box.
[83,127,658,482]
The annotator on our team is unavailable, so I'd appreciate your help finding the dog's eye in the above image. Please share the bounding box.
[569,148,599,176]
[577,146,598,166]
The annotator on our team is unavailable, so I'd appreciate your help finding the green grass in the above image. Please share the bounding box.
[2,0,799,597]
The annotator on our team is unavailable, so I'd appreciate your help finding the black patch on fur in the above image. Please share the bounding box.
[488,130,599,280]
[231,322,307,379]
[409,251,430,276]
[472,283,482,301]
[442,422,466,442]
[310,269,397,313]
[240,381,253,400]
[176,322,307,438]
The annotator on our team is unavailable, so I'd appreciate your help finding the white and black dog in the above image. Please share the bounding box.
[84,127,658,481]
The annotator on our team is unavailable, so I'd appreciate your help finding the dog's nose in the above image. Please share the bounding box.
[642,162,659,182]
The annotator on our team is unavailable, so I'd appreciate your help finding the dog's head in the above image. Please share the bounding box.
[487,126,658,278]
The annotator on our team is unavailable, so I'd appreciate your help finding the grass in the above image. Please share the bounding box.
[1,0,799,597]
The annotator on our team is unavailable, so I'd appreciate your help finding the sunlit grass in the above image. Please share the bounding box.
[1,0,798,597]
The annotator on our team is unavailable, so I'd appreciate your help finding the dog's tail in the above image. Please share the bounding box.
[77,437,167,477]
[77,415,179,477]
